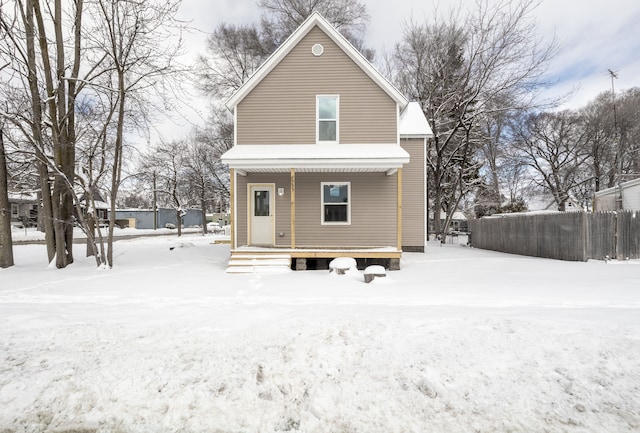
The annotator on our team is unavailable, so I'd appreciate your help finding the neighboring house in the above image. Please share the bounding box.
[111,208,204,229]
[525,194,582,212]
[221,12,432,271]
[78,188,110,224]
[594,177,640,210]
[447,210,468,233]
[428,209,468,234]
[8,193,38,227]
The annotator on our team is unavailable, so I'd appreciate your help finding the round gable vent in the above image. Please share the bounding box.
[311,43,324,56]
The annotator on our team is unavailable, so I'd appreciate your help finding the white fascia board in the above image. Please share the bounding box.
[220,144,410,171]
[226,12,408,111]
[594,177,640,197]
[223,158,409,171]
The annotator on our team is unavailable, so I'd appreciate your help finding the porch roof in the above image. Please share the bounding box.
[221,143,410,173]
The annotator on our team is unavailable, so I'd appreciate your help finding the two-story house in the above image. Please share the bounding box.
[221,12,432,272]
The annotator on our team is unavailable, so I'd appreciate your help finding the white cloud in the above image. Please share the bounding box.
[171,0,640,124]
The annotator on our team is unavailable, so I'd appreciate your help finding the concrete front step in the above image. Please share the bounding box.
[229,258,291,267]
[226,253,292,273]
[226,265,292,274]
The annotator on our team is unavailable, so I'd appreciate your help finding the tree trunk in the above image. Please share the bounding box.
[200,196,207,233]
[30,0,79,268]
[108,70,127,267]
[24,0,56,262]
[0,129,14,268]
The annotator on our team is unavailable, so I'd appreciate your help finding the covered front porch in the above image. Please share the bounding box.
[226,245,402,273]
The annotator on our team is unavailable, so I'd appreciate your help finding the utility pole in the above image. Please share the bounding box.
[608,69,623,210]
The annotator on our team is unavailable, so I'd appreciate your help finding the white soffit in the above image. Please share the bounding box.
[221,144,409,172]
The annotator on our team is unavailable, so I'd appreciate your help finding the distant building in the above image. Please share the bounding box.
[111,208,203,229]
[8,193,38,227]
[525,194,582,212]
[594,178,640,211]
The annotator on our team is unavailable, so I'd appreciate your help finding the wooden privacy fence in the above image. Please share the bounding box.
[469,211,640,261]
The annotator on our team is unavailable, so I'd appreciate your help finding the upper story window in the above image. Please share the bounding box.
[317,95,339,143]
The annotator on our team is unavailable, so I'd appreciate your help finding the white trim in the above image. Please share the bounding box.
[321,182,351,225]
[233,108,238,147]
[316,95,339,144]
[423,136,428,250]
[311,43,324,56]
[233,170,238,248]
[225,12,408,111]
[221,143,409,172]
[594,177,640,197]
[247,183,276,245]
[396,103,400,145]
[386,168,398,176]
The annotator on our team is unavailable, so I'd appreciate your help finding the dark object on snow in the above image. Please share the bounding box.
[364,265,386,283]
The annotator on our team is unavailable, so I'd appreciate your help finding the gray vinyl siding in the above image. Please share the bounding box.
[401,138,426,250]
[235,173,292,247]
[236,172,397,248]
[237,26,397,145]
[294,173,397,247]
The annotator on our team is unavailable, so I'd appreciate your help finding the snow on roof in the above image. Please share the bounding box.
[594,177,640,197]
[399,102,433,137]
[93,200,110,210]
[221,144,410,172]
[8,193,37,202]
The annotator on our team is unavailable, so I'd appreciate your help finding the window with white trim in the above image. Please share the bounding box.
[321,182,350,224]
[317,95,339,143]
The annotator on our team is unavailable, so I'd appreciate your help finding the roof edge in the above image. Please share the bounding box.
[225,11,408,110]
[594,177,640,197]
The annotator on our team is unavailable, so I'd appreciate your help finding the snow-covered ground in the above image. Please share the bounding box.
[1,234,639,433]
[10,226,204,242]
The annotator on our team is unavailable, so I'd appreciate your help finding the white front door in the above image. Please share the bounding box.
[249,185,274,245]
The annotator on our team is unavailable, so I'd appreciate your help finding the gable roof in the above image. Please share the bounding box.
[399,102,433,137]
[594,177,640,198]
[225,12,408,110]
[526,194,581,212]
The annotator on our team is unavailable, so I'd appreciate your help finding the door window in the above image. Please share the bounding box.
[254,190,270,217]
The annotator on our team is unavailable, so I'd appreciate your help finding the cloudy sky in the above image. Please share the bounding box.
[174,0,640,120]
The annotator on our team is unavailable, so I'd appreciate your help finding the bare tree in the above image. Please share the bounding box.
[512,110,592,211]
[185,136,232,231]
[389,0,557,239]
[84,0,186,266]
[258,0,372,57]
[615,88,640,180]
[196,23,270,100]
[2,0,85,268]
[0,126,13,268]
[141,140,192,237]
[191,106,234,199]
[196,0,372,99]
[1,0,187,268]
[581,91,620,192]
